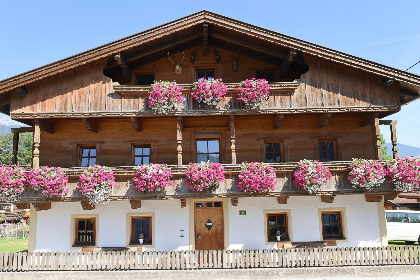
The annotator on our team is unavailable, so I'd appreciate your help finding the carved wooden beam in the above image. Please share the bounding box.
[277,195,289,204]
[231,197,238,206]
[321,195,335,203]
[131,117,142,132]
[82,118,98,133]
[365,194,382,202]
[317,113,332,128]
[34,119,54,134]
[273,114,285,129]
[382,79,395,89]
[130,200,141,209]
[180,198,186,208]
[15,203,30,209]
[33,202,51,211]
[279,49,297,78]
[114,53,132,82]
[384,193,398,200]
[203,23,209,56]
[359,113,379,127]
[12,87,27,97]
[81,201,95,210]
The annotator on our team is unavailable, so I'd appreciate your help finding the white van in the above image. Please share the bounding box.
[385,210,420,244]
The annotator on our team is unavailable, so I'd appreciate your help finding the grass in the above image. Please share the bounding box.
[0,237,29,253]
[388,240,419,247]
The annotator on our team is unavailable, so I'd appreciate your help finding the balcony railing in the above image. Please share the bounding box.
[18,162,396,203]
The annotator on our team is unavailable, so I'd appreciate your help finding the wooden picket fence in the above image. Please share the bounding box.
[1,246,419,271]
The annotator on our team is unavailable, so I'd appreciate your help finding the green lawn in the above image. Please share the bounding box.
[0,237,29,253]
[388,240,419,247]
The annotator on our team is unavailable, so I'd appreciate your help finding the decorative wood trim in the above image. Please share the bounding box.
[12,132,19,164]
[131,117,142,132]
[114,53,132,82]
[273,114,284,129]
[202,23,209,56]
[130,200,141,209]
[390,120,398,159]
[317,113,332,128]
[33,202,51,211]
[35,119,54,134]
[15,203,30,209]
[180,198,186,208]
[32,122,40,169]
[82,118,98,133]
[177,117,183,167]
[229,116,236,164]
[279,49,297,78]
[365,194,382,202]
[81,201,95,210]
[321,195,335,203]
[276,195,289,204]
[374,118,382,160]
[231,197,238,206]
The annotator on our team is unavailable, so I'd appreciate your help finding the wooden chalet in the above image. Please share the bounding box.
[1,11,420,252]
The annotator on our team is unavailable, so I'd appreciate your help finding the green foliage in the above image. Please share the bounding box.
[0,132,33,165]
[0,213,6,223]
[380,134,392,161]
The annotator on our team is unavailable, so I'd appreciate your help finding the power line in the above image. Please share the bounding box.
[406,60,420,71]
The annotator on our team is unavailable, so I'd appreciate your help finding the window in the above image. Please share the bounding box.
[266,142,282,163]
[197,139,219,163]
[321,212,343,238]
[267,213,289,241]
[131,217,152,244]
[256,71,275,83]
[133,145,151,165]
[136,74,155,85]
[197,69,215,81]
[386,212,420,223]
[319,141,335,162]
[80,147,96,167]
[75,218,96,245]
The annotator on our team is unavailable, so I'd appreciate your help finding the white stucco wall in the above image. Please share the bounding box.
[34,194,381,251]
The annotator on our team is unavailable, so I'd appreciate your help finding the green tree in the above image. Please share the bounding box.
[0,213,6,223]
[380,134,392,161]
[0,132,33,165]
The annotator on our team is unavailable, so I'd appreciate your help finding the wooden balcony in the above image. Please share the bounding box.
[18,162,397,203]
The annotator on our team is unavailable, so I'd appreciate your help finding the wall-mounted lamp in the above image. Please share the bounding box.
[180,230,184,237]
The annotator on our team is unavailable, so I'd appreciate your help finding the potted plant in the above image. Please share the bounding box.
[77,165,115,205]
[27,166,69,197]
[276,230,281,241]
[236,78,271,110]
[185,161,225,191]
[238,162,277,193]
[133,163,172,192]
[348,158,386,190]
[191,78,227,107]
[147,81,184,114]
[386,157,420,192]
[0,164,26,203]
[293,160,332,194]
[139,233,144,244]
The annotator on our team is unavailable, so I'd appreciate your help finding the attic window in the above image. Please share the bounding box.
[256,71,275,83]
[136,74,155,85]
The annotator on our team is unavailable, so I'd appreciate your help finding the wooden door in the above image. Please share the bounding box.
[194,201,224,250]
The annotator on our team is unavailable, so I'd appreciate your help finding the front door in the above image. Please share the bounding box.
[194,201,224,250]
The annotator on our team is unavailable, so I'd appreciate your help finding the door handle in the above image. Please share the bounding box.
[196,233,200,242]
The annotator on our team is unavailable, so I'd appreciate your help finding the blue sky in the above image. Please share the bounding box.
[0,0,419,147]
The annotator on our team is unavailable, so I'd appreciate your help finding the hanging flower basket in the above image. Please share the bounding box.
[185,162,225,191]
[191,78,228,106]
[77,165,115,205]
[386,157,420,192]
[238,162,277,193]
[27,166,69,197]
[0,164,26,203]
[348,159,386,190]
[147,81,184,114]
[133,163,172,192]
[236,78,271,110]
[293,160,332,194]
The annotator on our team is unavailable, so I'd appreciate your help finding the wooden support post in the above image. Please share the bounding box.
[114,53,132,82]
[12,132,19,164]
[365,194,382,202]
[82,118,98,133]
[279,49,297,78]
[229,116,236,164]
[131,117,142,132]
[33,202,51,211]
[32,121,40,169]
[359,113,379,127]
[177,116,183,167]
[130,200,141,209]
[321,195,335,203]
[273,114,284,129]
[81,201,95,210]
[276,195,289,204]
[180,198,186,208]
[374,118,382,160]
[231,197,238,206]
[317,113,332,128]
[202,23,209,56]
[390,120,398,159]
[35,120,54,134]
